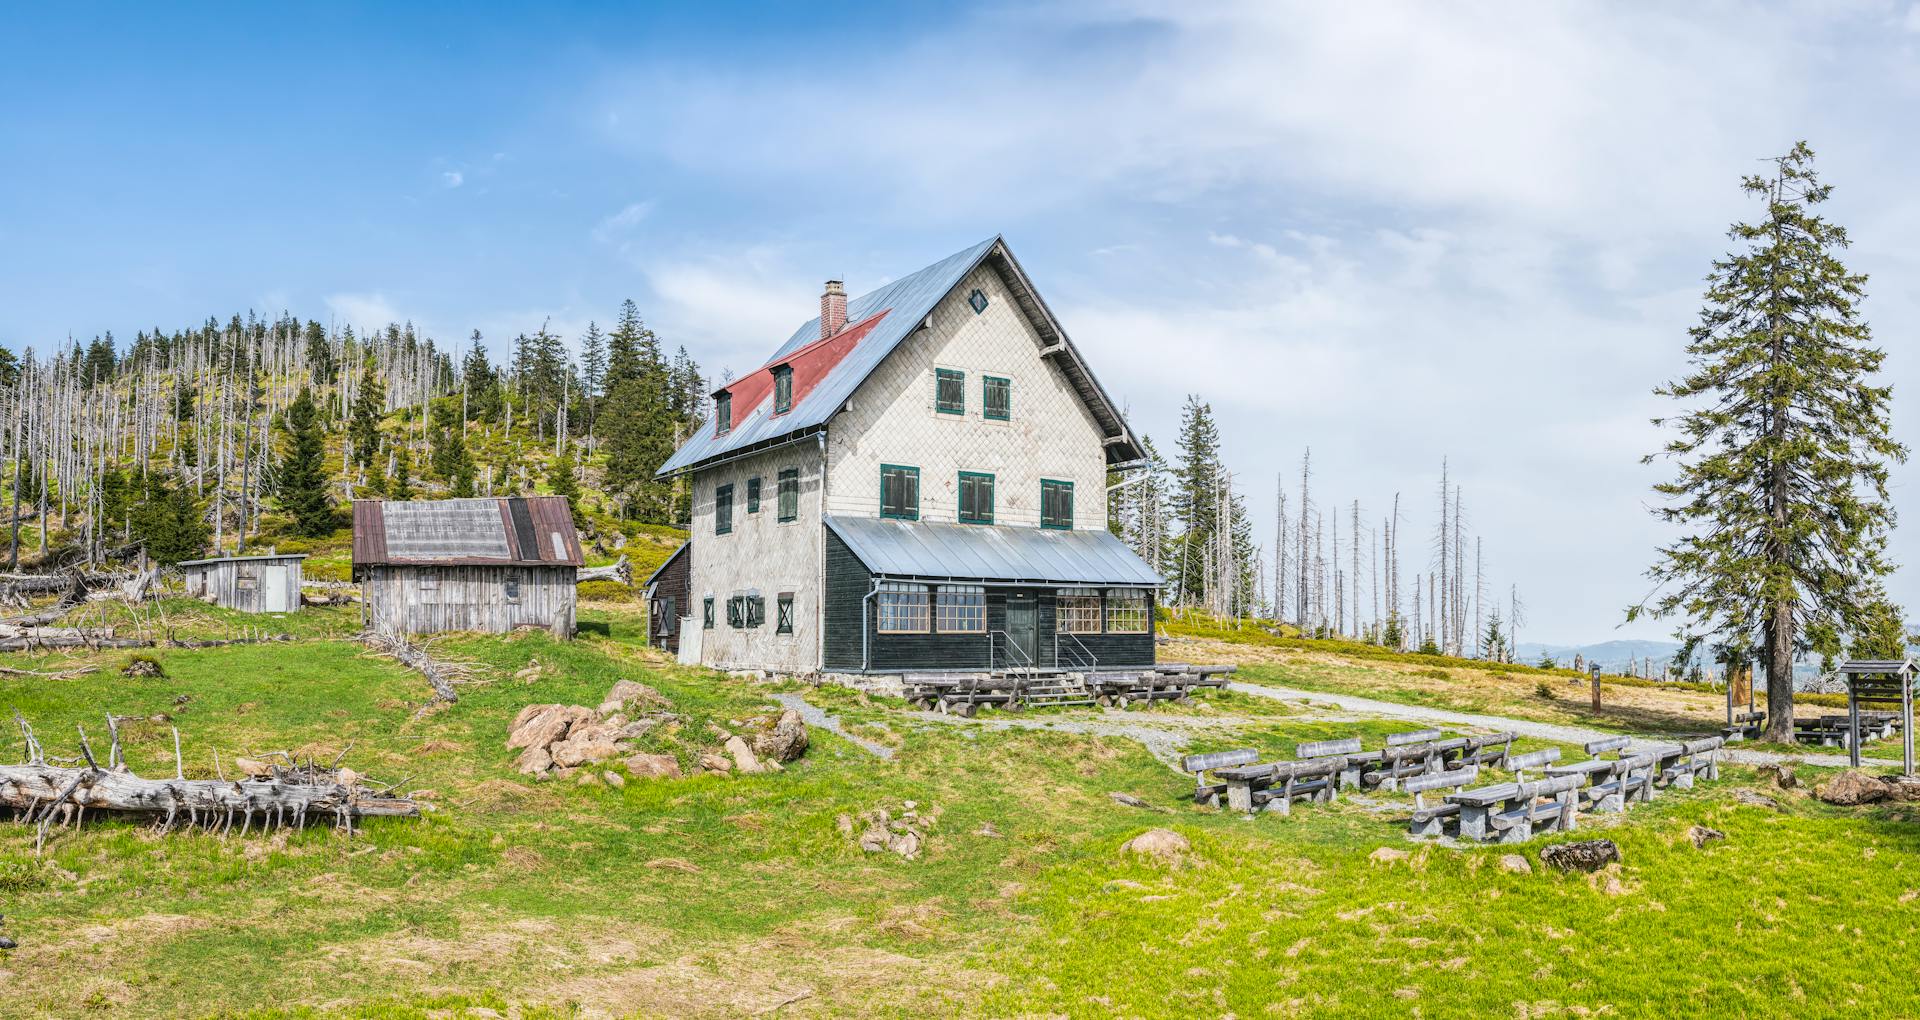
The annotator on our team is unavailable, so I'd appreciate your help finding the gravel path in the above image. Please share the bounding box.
[771,692,895,759]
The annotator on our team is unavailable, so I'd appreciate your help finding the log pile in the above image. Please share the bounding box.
[2,713,420,853]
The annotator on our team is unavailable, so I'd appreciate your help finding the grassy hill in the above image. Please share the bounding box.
[3,607,1919,1017]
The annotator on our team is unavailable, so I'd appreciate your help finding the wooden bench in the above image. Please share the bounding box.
[1216,757,1343,815]
[1723,710,1766,742]
[1386,728,1442,747]
[1405,764,1481,836]
[1362,742,1445,791]
[901,673,1014,716]
[1546,751,1654,814]
[1458,732,1516,768]
[1504,747,1562,784]
[1179,748,1259,807]
[1649,736,1722,789]
[1297,737,1366,790]
[1794,718,1852,748]
[1447,773,1585,844]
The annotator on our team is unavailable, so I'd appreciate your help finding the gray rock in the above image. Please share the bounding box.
[1499,853,1531,874]
[1815,770,1889,806]
[1540,839,1620,873]
[1123,828,1191,861]
[752,708,811,763]
[1108,791,1156,810]
[1688,825,1725,848]
[1733,788,1780,809]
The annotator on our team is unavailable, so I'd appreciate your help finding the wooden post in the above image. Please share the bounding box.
[1848,674,1861,769]
[1590,664,1601,712]
[1904,667,1914,778]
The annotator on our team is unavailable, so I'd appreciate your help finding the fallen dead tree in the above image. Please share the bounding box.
[360,630,472,704]
[3,713,420,852]
[577,554,632,586]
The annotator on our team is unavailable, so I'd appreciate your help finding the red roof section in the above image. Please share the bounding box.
[713,308,890,436]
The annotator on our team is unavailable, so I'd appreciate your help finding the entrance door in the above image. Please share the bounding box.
[261,566,288,613]
[1004,592,1039,668]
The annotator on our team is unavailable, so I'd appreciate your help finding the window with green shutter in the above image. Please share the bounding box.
[747,476,761,513]
[777,468,799,522]
[983,375,1010,421]
[772,365,793,415]
[715,391,732,435]
[776,593,794,634]
[880,465,920,520]
[714,484,733,534]
[957,471,994,525]
[935,368,965,415]
[1040,479,1074,530]
[703,597,714,629]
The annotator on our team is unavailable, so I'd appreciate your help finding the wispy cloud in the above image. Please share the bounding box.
[441,170,464,189]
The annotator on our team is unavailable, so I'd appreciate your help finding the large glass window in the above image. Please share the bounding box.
[880,465,920,520]
[935,368,966,415]
[984,376,1011,421]
[957,471,994,525]
[1058,587,1102,634]
[714,484,733,534]
[777,468,799,522]
[1105,589,1151,634]
[935,585,986,633]
[773,365,793,415]
[876,582,930,633]
[1041,479,1074,530]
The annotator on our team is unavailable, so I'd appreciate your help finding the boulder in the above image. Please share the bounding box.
[603,679,667,713]
[725,735,765,774]
[623,753,682,780]
[602,771,626,789]
[1688,825,1726,849]
[506,704,590,751]
[1733,788,1781,809]
[1815,770,1889,806]
[887,829,922,859]
[752,709,810,763]
[549,736,621,768]
[858,823,892,853]
[1540,839,1620,873]
[1499,854,1531,875]
[1886,777,1920,802]
[1755,762,1799,790]
[699,752,733,774]
[1369,846,1410,866]
[1109,792,1155,810]
[617,719,660,741]
[1122,828,1191,861]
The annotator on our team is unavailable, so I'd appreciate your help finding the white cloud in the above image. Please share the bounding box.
[324,292,403,333]
[441,170,464,189]
[592,200,655,243]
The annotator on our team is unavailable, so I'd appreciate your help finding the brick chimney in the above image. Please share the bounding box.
[820,279,847,340]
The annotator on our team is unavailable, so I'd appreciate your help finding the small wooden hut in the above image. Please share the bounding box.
[352,497,583,638]
[179,553,306,613]
[642,540,691,653]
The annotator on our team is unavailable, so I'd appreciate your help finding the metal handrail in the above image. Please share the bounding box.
[990,629,1036,678]
[1055,631,1098,674]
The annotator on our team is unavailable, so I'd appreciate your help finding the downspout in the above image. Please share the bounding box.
[816,429,828,671]
[861,577,881,671]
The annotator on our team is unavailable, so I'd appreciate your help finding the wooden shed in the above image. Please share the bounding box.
[179,553,306,613]
[352,497,583,638]
[642,540,691,653]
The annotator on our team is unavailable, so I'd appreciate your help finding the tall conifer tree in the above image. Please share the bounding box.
[1635,142,1906,742]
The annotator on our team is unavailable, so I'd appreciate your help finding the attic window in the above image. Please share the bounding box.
[968,289,989,314]
[715,392,732,436]
[772,365,793,415]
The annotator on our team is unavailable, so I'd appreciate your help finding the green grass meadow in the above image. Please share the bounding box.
[1,608,1916,1017]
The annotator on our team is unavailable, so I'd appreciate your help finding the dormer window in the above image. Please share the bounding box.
[773,365,793,415]
[715,391,732,435]
[968,288,989,314]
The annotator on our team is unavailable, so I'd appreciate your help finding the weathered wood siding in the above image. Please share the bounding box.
[646,544,692,653]
[182,557,303,613]
[361,564,576,638]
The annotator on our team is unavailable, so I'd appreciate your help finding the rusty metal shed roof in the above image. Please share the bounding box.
[825,515,1161,587]
[177,553,308,567]
[352,497,584,571]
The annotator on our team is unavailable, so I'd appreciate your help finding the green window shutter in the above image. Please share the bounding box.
[773,366,793,415]
[703,597,715,629]
[715,392,732,435]
[747,477,761,513]
[983,376,1010,421]
[776,593,794,634]
[1041,479,1073,530]
[777,468,799,522]
[935,369,965,415]
[880,465,920,520]
[714,484,734,534]
[958,471,994,525]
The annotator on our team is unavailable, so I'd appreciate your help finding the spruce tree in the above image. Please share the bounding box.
[348,354,382,469]
[1634,142,1906,742]
[391,446,415,501]
[549,444,584,525]
[1170,395,1223,606]
[277,387,333,537]
[129,474,210,566]
[579,321,606,435]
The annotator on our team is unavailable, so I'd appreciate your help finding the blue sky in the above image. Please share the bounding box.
[6,2,1920,645]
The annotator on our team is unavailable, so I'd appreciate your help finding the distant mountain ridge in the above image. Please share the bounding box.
[1514,639,1689,673]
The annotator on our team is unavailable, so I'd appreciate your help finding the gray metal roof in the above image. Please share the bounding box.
[177,553,308,567]
[657,237,1143,476]
[1839,659,1918,674]
[825,515,1162,586]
